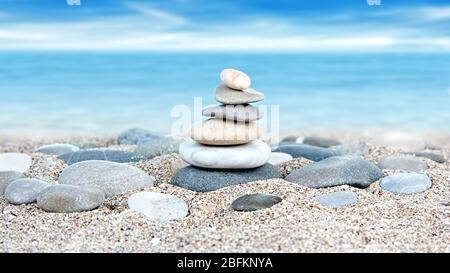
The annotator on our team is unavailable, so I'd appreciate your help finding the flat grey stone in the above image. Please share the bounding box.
[170,164,280,192]
[331,142,368,156]
[117,128,163,145]
[35,144,79,156]
[232,193,282,211]
[285,156,383,188]
[302,136,341,148]
[280,136,300,144]
[378,156,427,172]
[4,178,50,205]
[0,171,25,195]
[59,160,154,197]
[380,173,431,195]
[272,144,342,162]
[128,192,188,222]
[202,104,262,122]
[313,191,358,208]
[37,184,105,213]
[58,150,146,165]
[214,84,264,104]
[411,152,446,163]
[135,138,181,159]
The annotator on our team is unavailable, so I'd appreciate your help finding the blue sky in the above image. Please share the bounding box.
[0,0,449,51]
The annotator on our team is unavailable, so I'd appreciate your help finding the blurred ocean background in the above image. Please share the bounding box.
[0,0,449,135]
[1,52,449,133]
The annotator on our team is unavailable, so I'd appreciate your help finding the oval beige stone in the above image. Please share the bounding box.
[220,68,251,90]
[191,119,260,145]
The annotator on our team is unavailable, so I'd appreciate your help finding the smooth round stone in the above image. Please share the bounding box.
[302,136,341,148]
[411,152,446,163]
[191,119,260,146]
[202,104,262,122]
[267,152,293,165]
[37,184,105,213]
[0,171,25,195]
[117,128,163,145]
[378,156,427,172]
[232,193,282,211]
[135,137,181,159]
[280,135,302,144]
[331,142,368,156]
[380,173,431,195]
[128,192,188,222]
[58,150,146,165]
[170,164,280,192]
[59,160,155,197]
[179,139,270,169]
[220,68,251,90]
[4,178,50,205]
[285,156,383,188]
[215,84,264,105]
[272,144,342,162]
[0,153,32,173]
[313,191,358,208]
[35,144,79,156]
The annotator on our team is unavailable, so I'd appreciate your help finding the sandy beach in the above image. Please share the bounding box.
[1,130,448,253]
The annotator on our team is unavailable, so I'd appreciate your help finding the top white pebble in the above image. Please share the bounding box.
[220,68,251,90]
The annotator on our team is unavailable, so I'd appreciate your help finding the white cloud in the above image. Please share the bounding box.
[126,2,187,25]
[417,6,450,21]
[377,5,450,22]
[0,5,448,52]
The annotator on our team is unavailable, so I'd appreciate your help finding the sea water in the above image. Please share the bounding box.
[0,52,449,133]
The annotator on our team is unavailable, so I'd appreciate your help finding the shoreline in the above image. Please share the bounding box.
[0,129,449,252]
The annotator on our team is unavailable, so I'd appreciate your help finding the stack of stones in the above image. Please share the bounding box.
[172,69,279,192]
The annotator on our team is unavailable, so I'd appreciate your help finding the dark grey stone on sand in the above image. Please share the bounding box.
[170,164,280,192]
[4,178,50,205]
[313,191,357,208]
[58,150,147,165]
[135,138,181,159]
[272,144,342,162]
[302,136,341,148]
[232,193,282,211]
[279,136,299,145]
[117,128,163,145]
[285,156,383,188]
[410,152,446,163]
[331,142,368,156]
[37,184,105,213]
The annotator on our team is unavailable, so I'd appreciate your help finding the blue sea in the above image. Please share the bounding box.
[0,52,449,134]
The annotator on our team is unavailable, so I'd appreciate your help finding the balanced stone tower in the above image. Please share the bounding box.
[171,69,280,192]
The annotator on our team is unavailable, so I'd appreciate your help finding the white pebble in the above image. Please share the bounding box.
[220,68,251,90]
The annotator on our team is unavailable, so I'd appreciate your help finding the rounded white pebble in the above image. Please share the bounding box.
[0,153,32,173]
[220,68,251,90]
[268,152,293,165]
[128,192,188,222]
[179,138,271,169]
